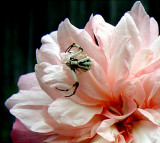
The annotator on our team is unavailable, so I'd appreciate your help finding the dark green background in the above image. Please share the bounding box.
[1,0,159,142]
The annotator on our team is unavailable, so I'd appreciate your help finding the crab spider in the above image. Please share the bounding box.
[56,43,91,97]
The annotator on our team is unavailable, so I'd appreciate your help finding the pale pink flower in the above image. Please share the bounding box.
[5,1,160,143]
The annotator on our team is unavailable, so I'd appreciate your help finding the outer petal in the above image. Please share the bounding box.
[84,14,114,43]
[107,37,133,87]
[107,13,138,87]
[129,1,158,48]
[43,136,72,143]
[43,106,103,138]
[110,12,140,57]
[57,18,82,52]
[150,36,160,61]
[5,72,53,110]
[11,119,51,143]
[37,32,61,65]
[48,98,103,127]
[41,32,59,53]
[5,90,53,133]
[150,17,159,42]
[132,120,160,143]
[35,63,69,99]
[17,72,39,90]
[85,14,114,60]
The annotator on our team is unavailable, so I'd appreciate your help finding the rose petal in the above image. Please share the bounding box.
[42,64,68,84]
[140,69,160,102]
[43,136,72,143]
[104,95,137,120]
[41,32,60,54]
[123,78,145,107]
[132,120,160,142]
[107,37,133,87]
[10,103,53,133]
[136,59,160,77]
[57,18,82,52]
[11,119,51,143]
[37,32,61,65]
[5,90,53,133]
[36,49,61,66]
[43,106,103,138]
[5,86,52,109]
[150,36,160,61]
[97,119,119,142]
[107,13,142,87]
[131,49,153,75]
[150,17,159,43]
[77,59,111,102]
[85,14,114,60]
[48,98,102,127]
[91,134,110,143]
[129,1,158,48]
[148,82,160,107]
[110,13,140,57]
[35,63,69,99]
[17,73,39,90]
[138,108,160,125]
[73,121,101,142]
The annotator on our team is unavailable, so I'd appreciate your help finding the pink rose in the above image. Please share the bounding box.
[5,1,160,143]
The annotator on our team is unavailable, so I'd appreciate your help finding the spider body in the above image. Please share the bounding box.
[56,43,91,97]
[66,56,91,71]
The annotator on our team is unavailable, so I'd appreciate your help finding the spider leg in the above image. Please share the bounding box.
[65,43,83,56]
[65,43,75,53]
[70,49,83,59]
[56,69,79,97]
[65,82,79,97]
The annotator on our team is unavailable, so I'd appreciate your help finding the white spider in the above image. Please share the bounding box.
[56,43,91,97]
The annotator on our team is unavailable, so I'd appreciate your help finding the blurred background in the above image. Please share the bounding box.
[1,0,160,142]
